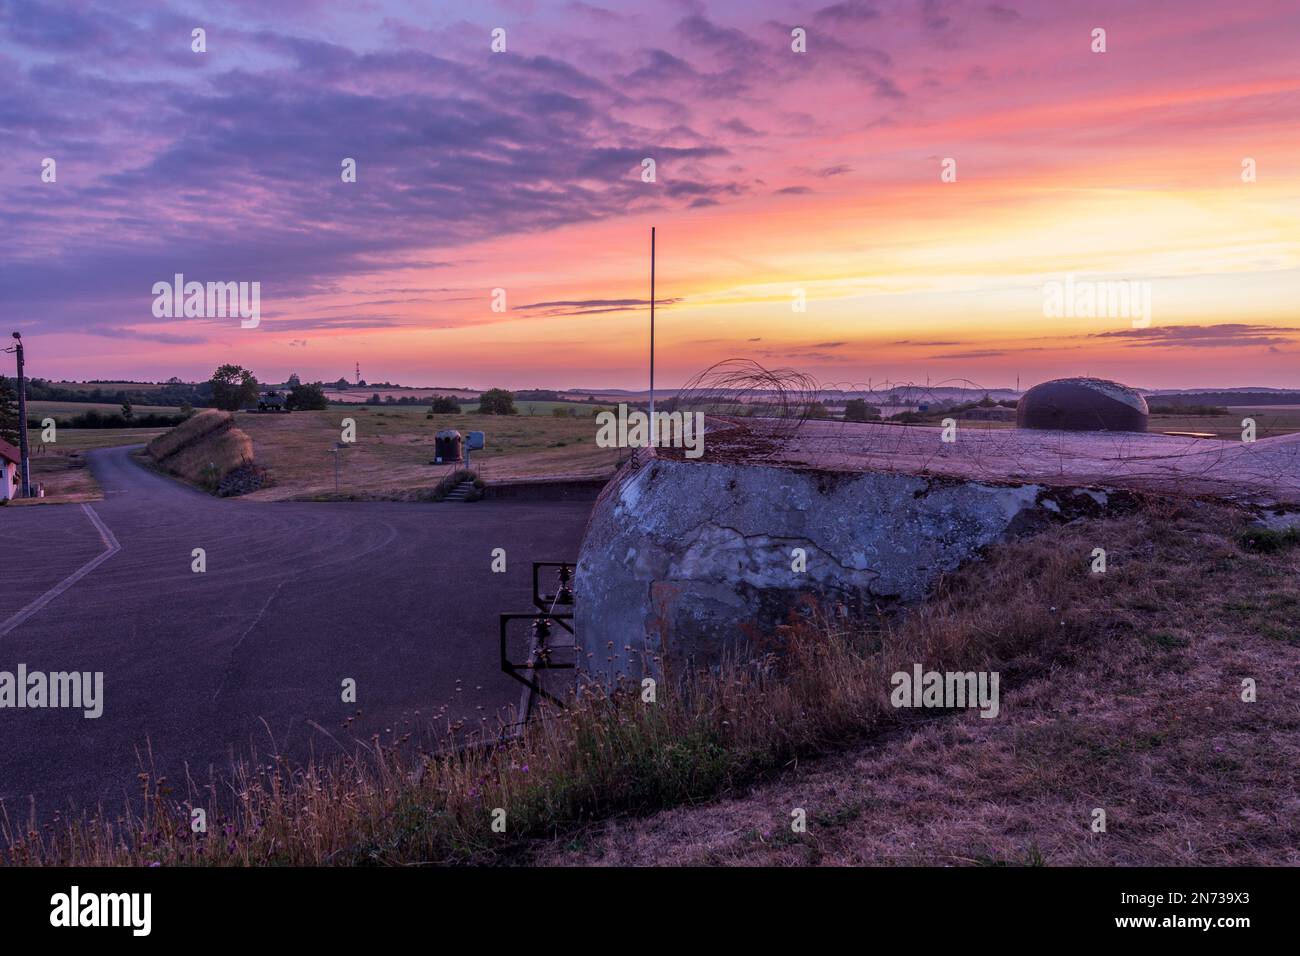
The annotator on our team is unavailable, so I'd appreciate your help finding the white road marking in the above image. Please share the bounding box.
[0,503,121,637]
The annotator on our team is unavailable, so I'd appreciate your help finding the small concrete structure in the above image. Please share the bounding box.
[1017,377,1148,432]
[0,439,19,500]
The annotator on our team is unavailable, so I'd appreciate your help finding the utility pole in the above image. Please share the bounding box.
[5,332,30,497]
[648,226,656,424]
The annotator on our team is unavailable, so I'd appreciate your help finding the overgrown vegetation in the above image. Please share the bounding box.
[146,409,254,492]
[31,409,188,430]
[0,375,18,445]
[428,395,462,414]
[477,388,516,415]
[286,381,328,411]
[1238,523,1300,553]
[842,398,881,422]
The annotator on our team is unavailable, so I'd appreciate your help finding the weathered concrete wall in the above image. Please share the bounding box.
[575,455,1093,686]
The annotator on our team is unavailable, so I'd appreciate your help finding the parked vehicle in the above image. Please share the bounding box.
[257,390,290,412]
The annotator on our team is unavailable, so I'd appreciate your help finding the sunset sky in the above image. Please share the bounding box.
[2,0,1298,391]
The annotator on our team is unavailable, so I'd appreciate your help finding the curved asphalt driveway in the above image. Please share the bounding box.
[0,446,591,817]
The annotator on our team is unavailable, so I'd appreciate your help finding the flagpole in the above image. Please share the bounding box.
[649,226,655,425]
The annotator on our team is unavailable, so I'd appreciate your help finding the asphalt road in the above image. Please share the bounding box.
[0,446,592,818]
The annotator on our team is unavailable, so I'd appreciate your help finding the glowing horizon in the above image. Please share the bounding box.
[2,0,1298,391]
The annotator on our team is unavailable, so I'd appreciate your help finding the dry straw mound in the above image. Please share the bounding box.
[147,409,254,490]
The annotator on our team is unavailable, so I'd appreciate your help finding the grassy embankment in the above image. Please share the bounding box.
[3,496,1295,866]
[144,409,253,492]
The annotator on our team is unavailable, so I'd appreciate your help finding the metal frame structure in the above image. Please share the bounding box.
[499,561,577,710]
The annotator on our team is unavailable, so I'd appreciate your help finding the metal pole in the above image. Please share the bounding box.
[648,226,655,425]
[14,334,30,498]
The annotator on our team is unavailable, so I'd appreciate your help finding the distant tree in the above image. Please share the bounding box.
[209,364,259,411]
[0,375,19,446]
[286,372,301,387]
[843,399,880,422]
[369,392,382,405]
[179,401,194,417]
[121,399,133,421]
[429,395,462,414]
[805,401,831,420]
[287,381,328,411]
[478,388,517,415]
[334,378,350,389]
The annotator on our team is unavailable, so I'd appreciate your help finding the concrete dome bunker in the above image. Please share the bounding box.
[1016,377,1148,433]
[573,453,1064,688]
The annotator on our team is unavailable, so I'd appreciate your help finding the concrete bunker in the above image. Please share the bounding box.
[1017,377,1148,432]
[574,453,1099,687]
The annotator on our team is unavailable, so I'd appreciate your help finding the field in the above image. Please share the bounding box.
[1150,405,1300,439]
[28,400,179,419]
[236,406,626,500]
[934,405,1300,439]
[330,398,609,417]
[39,381,171,394]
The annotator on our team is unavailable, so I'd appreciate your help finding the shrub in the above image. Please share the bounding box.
[477,388,516,415]
[287,381,328,411]
[429,395,462,414]
[843,399,880,422]
[1238,525,1300,553]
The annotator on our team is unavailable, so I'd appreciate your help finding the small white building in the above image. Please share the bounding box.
[0,439,19,501]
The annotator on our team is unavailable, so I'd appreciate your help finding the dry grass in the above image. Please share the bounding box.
[534,498,1300,866]
[146,409,230,460]
[235,407,626,501]
[147,410,253,491]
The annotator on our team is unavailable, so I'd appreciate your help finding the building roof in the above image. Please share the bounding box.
[0,438,20,466]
